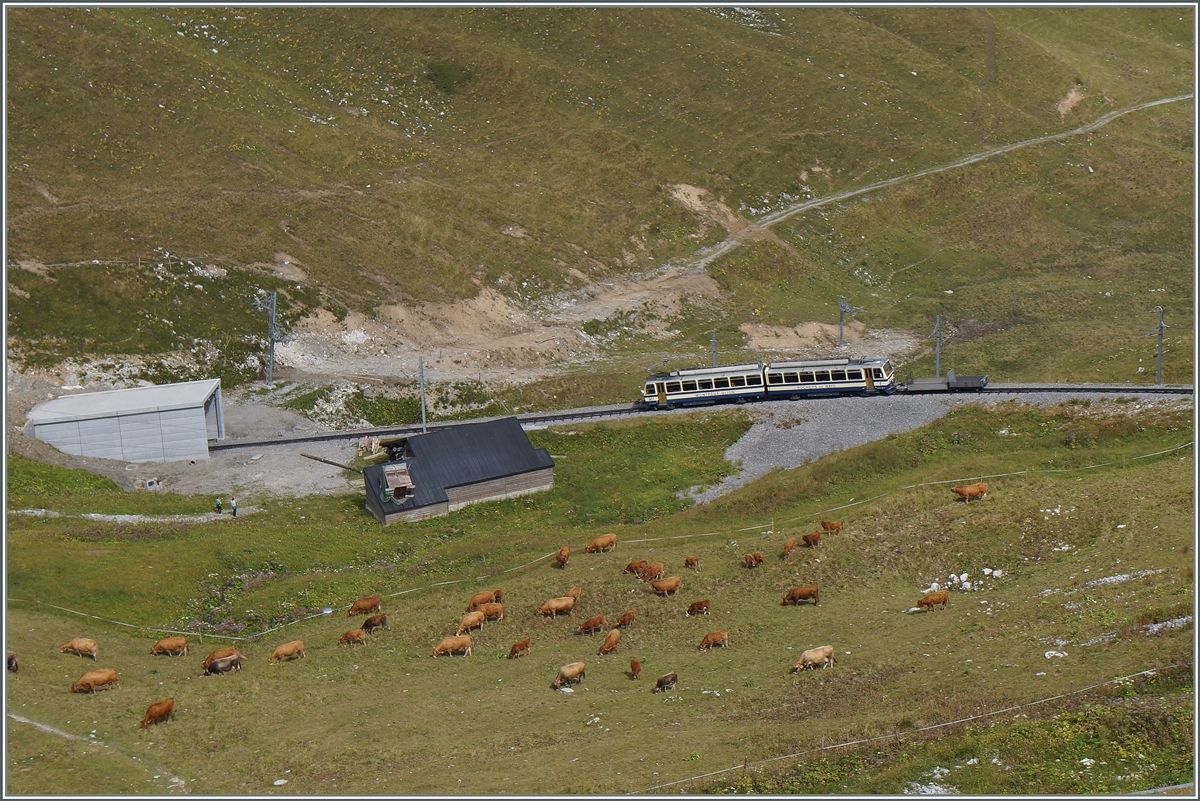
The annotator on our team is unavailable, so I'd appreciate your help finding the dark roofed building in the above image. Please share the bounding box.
[363,417,554,524]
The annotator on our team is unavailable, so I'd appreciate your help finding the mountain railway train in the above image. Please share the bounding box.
[641,357,986,410]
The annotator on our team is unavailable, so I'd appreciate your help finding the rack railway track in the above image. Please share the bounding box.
[208,383,1192,453]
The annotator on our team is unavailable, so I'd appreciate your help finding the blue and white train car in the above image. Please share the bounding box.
[641,362,765,410]
[763,357,896,398]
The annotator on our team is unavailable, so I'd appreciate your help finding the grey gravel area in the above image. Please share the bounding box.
[688,389,1191,504]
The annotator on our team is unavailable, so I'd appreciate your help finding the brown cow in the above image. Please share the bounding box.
[686,599,710,617]
[6,651,17,673]
[205,654,242,675]
[616,609,636,628]
[951,482,988,503]
[820,520,844,534]
[684,555,701,572]
[652,671,678,693]
[792,645,836,672]
[551,661,586,689]
[640,562,665,582]
[201,647,244,671]
[467,589,503,611]
[432,635,472,657]
[141,698,175,729]
[268,640,305,663]
[630,657,642,679]
[783,536,797,560]
[598,628,621,655]
[623,560,648,576]
[149,636,188,657]
[457,611,486,635]
[918,589,950,611]
[578,615,607,635]
[744,553,760,569]
[782,585,819,606]
[585,533,618,553]
[70,668,119,693]
[753,550,764,565]
[340,629,368,645]
[698,630,729,651]
[507,638,531,659]
[651,576,682,596]
[347,595,381,617]
[536,596,576,617]
[477,603,505,622]
[362,613,390,633]
[60,637,98,661]
[802,531,821,548]
[556,545,570,568]
[565,585,582,601]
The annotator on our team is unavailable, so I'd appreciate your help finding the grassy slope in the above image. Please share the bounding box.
[5,7,1193,386]
[4,402,1192,794]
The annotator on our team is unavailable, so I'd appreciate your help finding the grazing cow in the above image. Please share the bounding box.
[652,672,678,693]
[6,651,17,673]
[60,638,98,661]
[347,595,382,617]
[792,645,836,672]
[802,531,821,548]
[565,585,583,601]
[268,640,305,663]
[686,599,711,617]
[150,636,188,657]
[781,585,820,606]
[623,560,648,576]
[744,553,760,569]
[457,611,486,635]
[340,628,368,645]
[783,536,797,560]
[201,647,244,671]
[640,562,665,582]
[585,533,618,553]
[578,615,607,635]
[477,603,505,622]
[507,638,531,660]
[753,550,764,565]
[616,609,636,628]
[432,635,472,657]
[698,630,729,651]
[918,589,950,611]
[630,657,642,680]
[556,545,571,568]
[551,661,586,689]
[141,698,175,729]
[684,555,701,572]
[820,520,844,534]
[536,596,576,617]
[598,629,621,655]
[70,667,120,693]
[651,576,682,596]
[467,589,503,611]
[951,482,988,503]
[362,613,390,633]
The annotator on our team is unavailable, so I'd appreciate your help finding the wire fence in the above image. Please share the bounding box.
[7,439,1191,643]
[637,663,1191,794]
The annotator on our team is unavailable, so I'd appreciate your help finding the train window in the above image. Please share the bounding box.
[815,370,831,382]
[730,375,746,387]
[783,372,799,384]
[799,372,815,383]
[747,374,762,386]
[666,382,681,393]
[847,370,862,380]
[872,369,883,379]
[681,380,697,392]
[883,360,894,375]
[645,384,655,395]
[697,379,713,390]
[767,373,783,385]
[714,377,729,389]
[831,370,846,381]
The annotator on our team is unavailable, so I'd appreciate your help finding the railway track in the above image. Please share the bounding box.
[208,382,1192,453]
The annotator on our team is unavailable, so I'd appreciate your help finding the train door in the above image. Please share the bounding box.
[657,383,667,408]
[864,369,875,392]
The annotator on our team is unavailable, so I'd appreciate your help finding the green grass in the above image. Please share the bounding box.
[4,402,1192,793]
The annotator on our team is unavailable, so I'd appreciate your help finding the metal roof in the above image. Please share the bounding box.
[365,417,554,513]
[26,379,222,424]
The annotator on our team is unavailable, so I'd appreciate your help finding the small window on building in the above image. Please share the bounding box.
[714,377,730,389]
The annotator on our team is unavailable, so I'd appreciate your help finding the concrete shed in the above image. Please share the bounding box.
[25,379,224,463]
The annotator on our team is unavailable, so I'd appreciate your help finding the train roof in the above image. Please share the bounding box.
[645,362,763,381]
[765,356,890,369]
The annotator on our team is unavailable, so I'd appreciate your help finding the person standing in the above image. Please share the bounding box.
[215,497,223,515]
[231,497,237,518]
